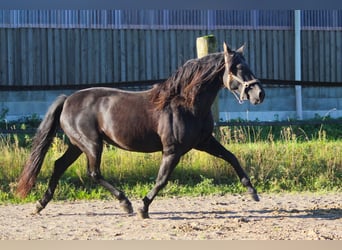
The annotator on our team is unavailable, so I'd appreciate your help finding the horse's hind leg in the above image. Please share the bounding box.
[85,143,133,214]
[35,144,82,214]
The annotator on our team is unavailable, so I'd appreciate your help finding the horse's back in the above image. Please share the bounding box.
[60,87,162,152]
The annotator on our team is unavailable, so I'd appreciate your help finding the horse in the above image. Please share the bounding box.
[16,42,265,219]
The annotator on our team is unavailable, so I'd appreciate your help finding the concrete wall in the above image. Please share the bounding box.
[1,85,342,122]
[219,85,342,121]
[0,89,75,121]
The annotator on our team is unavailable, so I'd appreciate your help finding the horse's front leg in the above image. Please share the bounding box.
[196,136,260,201]
[138,152,181,219]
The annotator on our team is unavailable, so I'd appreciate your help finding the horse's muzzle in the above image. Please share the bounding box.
[248,85,265,105]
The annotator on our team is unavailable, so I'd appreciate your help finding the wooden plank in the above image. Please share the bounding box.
[93,29,100,83]
[125,29,133,82]
[0,29,7,85]
[124,29,131,81]
[54,29,62,85]
[144,29,152,80]
[277,30,285,80]
[39,28,48,85]
[237,30,244,50]
[303,30,313,81]
[134,30,146,81]
[312,30,320,81]
[319,31,325,82]
[284,30,293,80]
[301,31,307,81]
[266,30,274,78]
[14,29,22,85]
[73,29,81,84]
[307,30,314,81]
[222,29,231,48]
[157,30,165,79]
[27,29,34,85]
[119,29,127,82]
[80,29,88,84]
[47,28,54,85]
[272,30,279,79]
[328,31,335,82]
[87,29,94,83]
[83,29,90,84]
[191,30,199,56]
[18,29,25,85]
[211,29,219,48]
[6,29,14,85]
[241,29,249,60]
[186,30,196,60]
[247,29,256,76]
[32,28,40,85]
[176,30,185,67]
[68,29,76,84]
[132,29,139,81]
[236,29,244,48]
[104,29,113,83]
[19,29,29,85]
[112,30,120,82]
[151,29,158,79]
[61,29,68,85]
[230,29,237,49]
[99,29,107,83]
[253,30,261,78]
[90,29,97,84]
[336,31,342,82]
[324,31,331,82]
[169,29,177,73]
[260,30,267,79]
[163,30,171,78]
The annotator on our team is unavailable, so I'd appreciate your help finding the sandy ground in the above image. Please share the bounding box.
[0,193,341,240]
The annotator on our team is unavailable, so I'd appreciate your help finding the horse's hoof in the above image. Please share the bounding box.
[120,200,134,214]
[251,192,260,202]
[137,208,150,219]
[31,201,44,215]
[31,210,41,216]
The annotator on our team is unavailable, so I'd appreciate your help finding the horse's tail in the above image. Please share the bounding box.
[16,95,68,198]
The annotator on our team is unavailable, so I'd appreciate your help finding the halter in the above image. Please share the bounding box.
[225,70,260,104]
[223,42,260,104]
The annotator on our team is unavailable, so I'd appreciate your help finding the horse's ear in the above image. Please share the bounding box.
[223,42,232,69]
[223,41,232,54]
[236,43,246,55]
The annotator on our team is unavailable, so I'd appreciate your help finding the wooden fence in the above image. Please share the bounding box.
[0,28,342,87]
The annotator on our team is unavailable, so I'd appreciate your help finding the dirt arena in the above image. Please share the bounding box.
[0,193,341,240]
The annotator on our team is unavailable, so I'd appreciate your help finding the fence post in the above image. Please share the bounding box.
[196,35,219,123]
[294,10,303,120]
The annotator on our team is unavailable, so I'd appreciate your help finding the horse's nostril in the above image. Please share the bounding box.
[259,89,265,102]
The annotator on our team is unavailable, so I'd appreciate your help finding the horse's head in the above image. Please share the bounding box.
[222,42,265,105]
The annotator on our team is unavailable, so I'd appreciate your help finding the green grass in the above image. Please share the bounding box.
[0,124,341,204]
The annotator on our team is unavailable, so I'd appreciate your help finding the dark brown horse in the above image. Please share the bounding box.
[17,42,265,219]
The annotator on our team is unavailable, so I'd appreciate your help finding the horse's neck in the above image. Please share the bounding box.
[192,82,221,117]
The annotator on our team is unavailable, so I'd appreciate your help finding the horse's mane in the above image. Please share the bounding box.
[150,52,225,110]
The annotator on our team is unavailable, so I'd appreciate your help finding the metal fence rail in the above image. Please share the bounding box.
[0,10,341,30]
[1,78,342,92]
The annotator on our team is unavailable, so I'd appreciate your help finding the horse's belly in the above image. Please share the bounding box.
[103,129,162,153]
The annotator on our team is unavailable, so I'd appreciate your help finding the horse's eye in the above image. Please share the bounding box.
[236,64,243,70]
